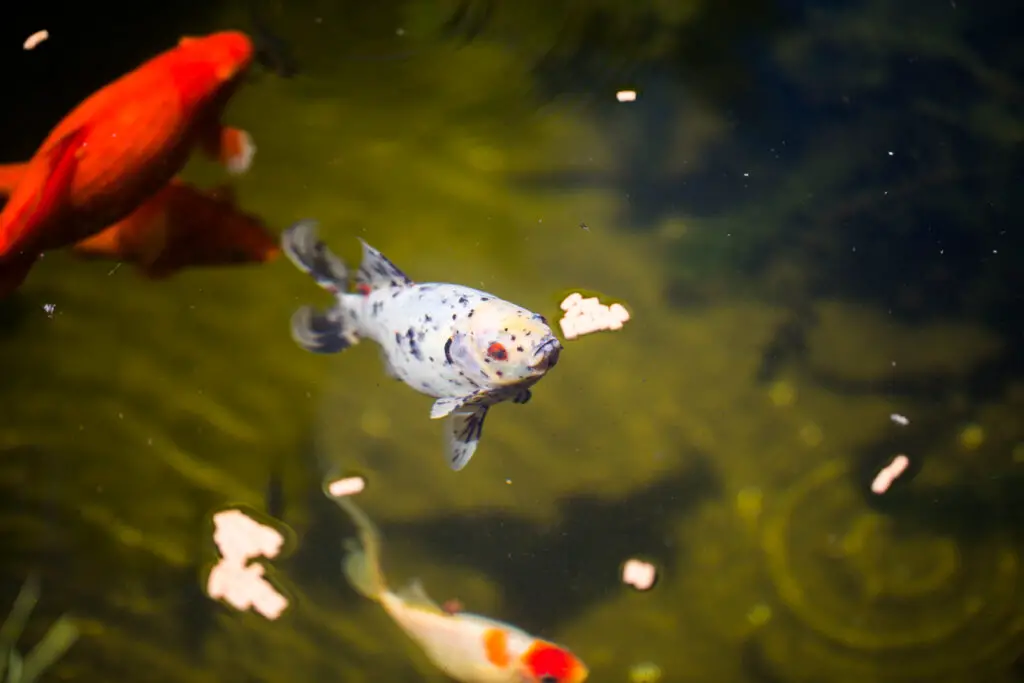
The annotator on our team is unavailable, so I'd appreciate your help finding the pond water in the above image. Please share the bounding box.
[1,1,1022,682]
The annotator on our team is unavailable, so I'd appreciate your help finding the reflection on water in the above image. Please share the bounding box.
[1,0,1023,681]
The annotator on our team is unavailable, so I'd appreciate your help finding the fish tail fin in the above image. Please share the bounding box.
[290,304,355,354]
[282,220,349,293]
[342,545,383,602]
[0,254,39,297]
[324,489,388,601]
[283,220,358,354]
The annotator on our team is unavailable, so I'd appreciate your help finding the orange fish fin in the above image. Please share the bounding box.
[0,253,39,297]
[128,211,173,274]
[482,628,511,669]
[263,243,282,262]
[73,191,169,268]
[38,127,89,209]
[201,125,256,175]
[0,163,30,197]
[1,127,88,255]
[72,226,122,259]
[15,127,89,235]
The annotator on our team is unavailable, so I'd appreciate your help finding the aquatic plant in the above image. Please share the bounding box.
[0,577,78,683]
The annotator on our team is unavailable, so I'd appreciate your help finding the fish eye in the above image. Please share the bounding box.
[486,342,508,361]
[539,676,559,683]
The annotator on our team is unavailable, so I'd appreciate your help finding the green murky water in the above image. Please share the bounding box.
[2,0,1023,682]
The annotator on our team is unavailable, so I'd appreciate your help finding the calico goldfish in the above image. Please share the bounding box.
[327,490,588,683]
[0,30,257,295]
[281,220,562,471]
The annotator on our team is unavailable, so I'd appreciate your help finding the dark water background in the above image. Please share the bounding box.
[1,0,1022,681]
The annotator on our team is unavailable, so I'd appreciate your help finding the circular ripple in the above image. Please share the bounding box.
[760,459,1024,681]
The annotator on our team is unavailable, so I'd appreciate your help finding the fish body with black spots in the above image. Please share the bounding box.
[282,220,562,471]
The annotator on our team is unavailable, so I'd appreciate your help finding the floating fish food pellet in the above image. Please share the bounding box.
[621,558,658,591]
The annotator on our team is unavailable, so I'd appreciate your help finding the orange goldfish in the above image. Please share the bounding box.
[72,180,280,277]
[327,491,589,683]
[0,168,278,278]
[0,30,257,295]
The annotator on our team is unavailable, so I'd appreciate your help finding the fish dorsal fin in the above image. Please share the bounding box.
[178,36,198,47]
[355,239,413,291]
[396,579,445,615]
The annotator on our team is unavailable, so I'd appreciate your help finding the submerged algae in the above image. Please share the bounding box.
[1,577,78,683]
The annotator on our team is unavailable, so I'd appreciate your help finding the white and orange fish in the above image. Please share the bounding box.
[327,490,588,683]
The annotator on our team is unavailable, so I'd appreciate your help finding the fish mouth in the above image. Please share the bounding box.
[530,337,562,371]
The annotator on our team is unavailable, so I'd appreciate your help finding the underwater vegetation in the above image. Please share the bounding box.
[0,577,78,683]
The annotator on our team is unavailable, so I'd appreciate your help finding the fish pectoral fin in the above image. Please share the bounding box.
[431,392,485,419]
[395,579,445,615]
[281,220,349,293]
[354,238,413,291]
[430,396,466,419]
[443,405,489,471]
[290,305,356,354]
[201,124,256,175]
[512,388,532,404]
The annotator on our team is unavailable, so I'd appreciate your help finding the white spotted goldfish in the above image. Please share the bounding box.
[282,220,562,471]
[327,489,588,683]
